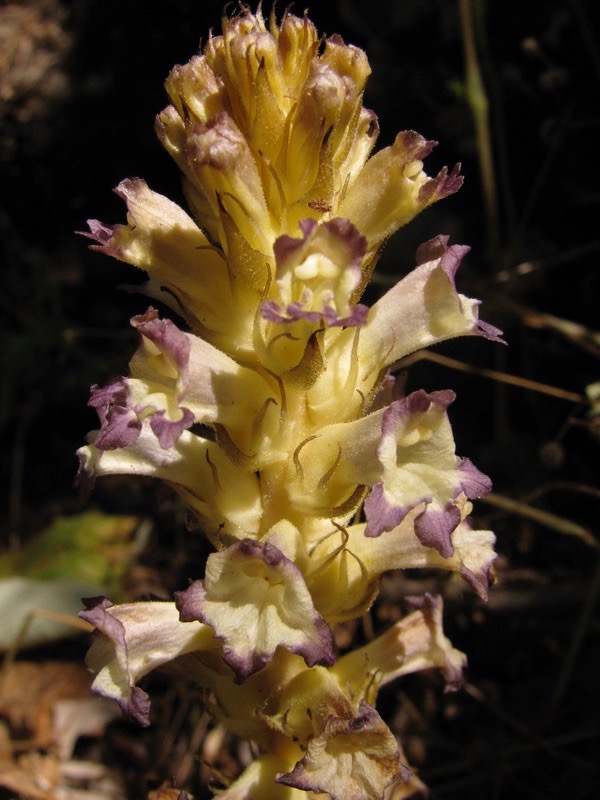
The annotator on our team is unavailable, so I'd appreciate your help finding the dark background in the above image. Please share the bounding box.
[1,1,599,797]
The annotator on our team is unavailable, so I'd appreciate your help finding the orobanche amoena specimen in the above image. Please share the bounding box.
[78,7,502,799]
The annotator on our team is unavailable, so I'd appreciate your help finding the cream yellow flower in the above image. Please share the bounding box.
[78,7,502,799]
[86,8,464,363]
[80,594,460,798]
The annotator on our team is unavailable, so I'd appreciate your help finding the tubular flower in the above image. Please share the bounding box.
[78,7,502,800]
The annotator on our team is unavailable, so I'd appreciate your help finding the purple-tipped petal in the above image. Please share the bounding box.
[79,597,151,727]
[131,307,191,391]
[406,594,466,690]
[358,235,504,386]
[455,522,497,600]
[419,162,464,204]
[88,378,142,451]
[149,407,195,449]
[364,484,422,539]
[415,235,505,345]
[175,538,334,681]
[334,592,467,693]
[413,459,491,557]
[364,389,459,542]
[264,218,368,329]
[337,131,462,252]
[79,597,213,728]
[413,504,461,559]
[458,457,493,499]
[362,387,493,560]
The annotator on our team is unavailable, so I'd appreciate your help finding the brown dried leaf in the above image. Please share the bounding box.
[0,661,92,748]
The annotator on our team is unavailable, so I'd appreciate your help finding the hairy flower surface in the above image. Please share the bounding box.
[78,7,501,799]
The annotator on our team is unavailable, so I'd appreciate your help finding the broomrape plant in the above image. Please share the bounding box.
[78,7,503,799]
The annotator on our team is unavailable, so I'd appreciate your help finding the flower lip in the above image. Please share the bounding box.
[149,407,195,449]
[131,307,191,393]
[175,538,335,681]
[86,308,197,454]
[79,596,214,728]
[418,161,464,203]
[405,593,467,690]
[88,377,142,451]
[415,234,505,344]
[413,504,462,559]
[363,388,492,558]
[261,298,369,327]
[262,217,368,329]
[79,596,151,727]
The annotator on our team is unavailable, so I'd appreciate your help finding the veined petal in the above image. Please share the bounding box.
[175,539,334,680]
[333,594,466,694]
[79,598,214,726]
[277,699,407,800]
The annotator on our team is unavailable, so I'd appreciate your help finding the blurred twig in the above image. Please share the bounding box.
[510,100,576,261]
[547,550,600,718]
[478,491,598,549]
[492,295,600,359]
[397,350,586,404]
[525,481,600,504]
[459,0,499,253]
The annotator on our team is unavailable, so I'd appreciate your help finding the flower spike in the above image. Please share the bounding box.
[78,7,501,798]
